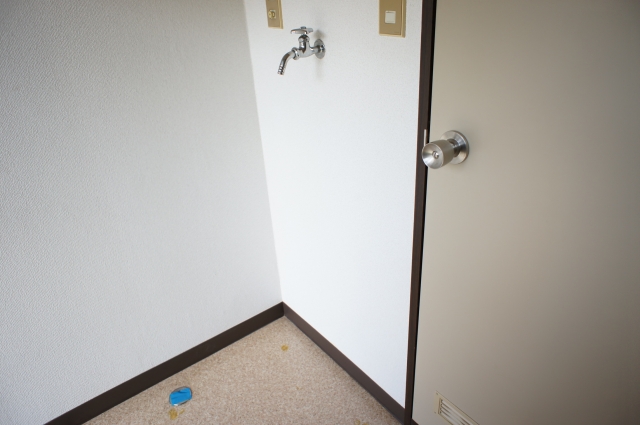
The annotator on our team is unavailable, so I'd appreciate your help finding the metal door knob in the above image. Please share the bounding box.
[422,131,469,169]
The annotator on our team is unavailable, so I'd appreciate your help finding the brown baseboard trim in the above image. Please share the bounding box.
[283,303,417,424]
[46,302,284,425]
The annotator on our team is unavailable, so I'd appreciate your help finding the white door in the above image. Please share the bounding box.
[412,1,640,425]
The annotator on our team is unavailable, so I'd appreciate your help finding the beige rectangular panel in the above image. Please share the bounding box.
[379,0,405,37]
[265,0,283,29]
[413,0,640,424]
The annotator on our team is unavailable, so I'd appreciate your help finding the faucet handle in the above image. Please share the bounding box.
[291,26,313,35]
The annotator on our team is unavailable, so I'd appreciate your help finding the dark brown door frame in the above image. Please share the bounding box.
[404,0,438,423]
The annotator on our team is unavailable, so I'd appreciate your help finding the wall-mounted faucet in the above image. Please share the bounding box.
[277,27,325,75]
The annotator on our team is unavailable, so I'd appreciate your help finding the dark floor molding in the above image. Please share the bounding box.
[283,303,418,425]
[47,301,420,425]
[46,302,284,425]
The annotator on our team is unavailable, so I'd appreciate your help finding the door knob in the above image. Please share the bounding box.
[422,131,469,169]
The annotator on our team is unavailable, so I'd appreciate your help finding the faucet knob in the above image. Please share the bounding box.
[291,26,313,35]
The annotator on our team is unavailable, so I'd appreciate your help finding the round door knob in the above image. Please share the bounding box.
[422,130,469,169]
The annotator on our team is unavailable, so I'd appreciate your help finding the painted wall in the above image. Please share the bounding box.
[243,0,423,404]
[413,0,640,424]
[0,1,280,424]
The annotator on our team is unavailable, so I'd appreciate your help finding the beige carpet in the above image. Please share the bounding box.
[86,317,401,425]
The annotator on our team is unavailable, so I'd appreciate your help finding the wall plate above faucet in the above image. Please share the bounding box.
[379,0,406,37]
[265,0,283,29]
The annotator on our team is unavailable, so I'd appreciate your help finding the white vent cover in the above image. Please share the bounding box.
[434,392,479,425]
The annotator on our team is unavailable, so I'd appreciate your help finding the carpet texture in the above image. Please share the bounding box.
[86,317,400,425]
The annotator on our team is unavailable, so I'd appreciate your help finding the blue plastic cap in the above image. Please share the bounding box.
[169,387,192,406]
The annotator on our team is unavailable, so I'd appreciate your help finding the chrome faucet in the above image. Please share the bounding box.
[277,27,325,75]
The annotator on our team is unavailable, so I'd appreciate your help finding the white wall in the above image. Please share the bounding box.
[243,0,423,404]
[0,1,280,424]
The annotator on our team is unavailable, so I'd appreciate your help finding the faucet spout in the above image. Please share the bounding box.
[278,50,297,75]
[277,27,325,75]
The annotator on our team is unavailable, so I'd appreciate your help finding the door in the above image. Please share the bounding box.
[412,1,640,424]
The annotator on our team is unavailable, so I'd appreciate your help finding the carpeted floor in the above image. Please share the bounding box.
[86,317,401,425]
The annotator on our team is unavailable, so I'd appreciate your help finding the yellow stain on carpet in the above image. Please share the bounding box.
[281,344,289,351]
[354,420,369,425]
[169,408,185,420]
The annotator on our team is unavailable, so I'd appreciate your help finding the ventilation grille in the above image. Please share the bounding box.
[434,392,479,425]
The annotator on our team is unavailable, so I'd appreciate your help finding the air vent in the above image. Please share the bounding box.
[434,392,479,425]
